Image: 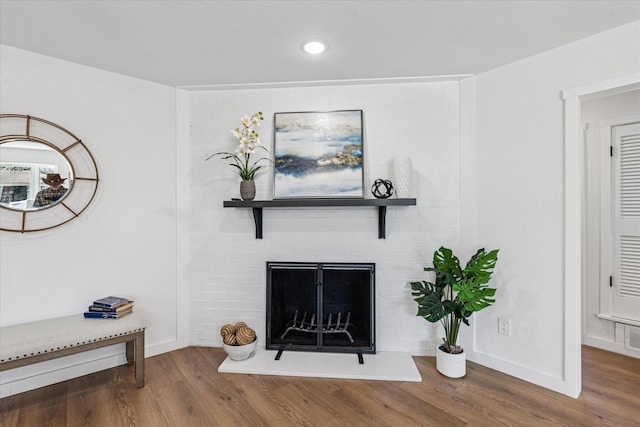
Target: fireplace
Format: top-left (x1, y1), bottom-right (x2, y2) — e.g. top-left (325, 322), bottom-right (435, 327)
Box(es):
top-left (266, 262), bottom-right (375, 359)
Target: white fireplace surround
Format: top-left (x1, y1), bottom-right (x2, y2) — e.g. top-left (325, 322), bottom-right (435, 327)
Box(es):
top-left (188, 81), bottom-right (462, 359)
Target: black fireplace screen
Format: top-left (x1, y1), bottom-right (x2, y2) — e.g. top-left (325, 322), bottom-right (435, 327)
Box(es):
top-left (266, 262), bottom-right (375, 354)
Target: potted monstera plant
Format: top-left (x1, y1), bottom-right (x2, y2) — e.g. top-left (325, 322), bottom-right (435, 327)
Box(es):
top-left (411, 246), bottom-right (499, 378)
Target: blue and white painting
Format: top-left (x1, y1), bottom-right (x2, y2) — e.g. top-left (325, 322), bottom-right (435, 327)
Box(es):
top-left (273, 110), bottom-right (364, 198)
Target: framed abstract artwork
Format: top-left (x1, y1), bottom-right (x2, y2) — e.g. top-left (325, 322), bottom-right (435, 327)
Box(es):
top-left (273, 110), bottom-right (364, 199)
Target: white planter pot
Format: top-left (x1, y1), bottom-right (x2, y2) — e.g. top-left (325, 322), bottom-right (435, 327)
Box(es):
top-left (435, 345), bottom-right (466, 378)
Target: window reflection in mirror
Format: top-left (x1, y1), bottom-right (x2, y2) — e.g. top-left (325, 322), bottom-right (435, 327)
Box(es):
top-left (0, 140), bottom-right (73, 211)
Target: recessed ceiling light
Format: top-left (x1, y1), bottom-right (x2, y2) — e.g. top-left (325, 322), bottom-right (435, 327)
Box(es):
top-left (302, 40), bottom-right (328, 55)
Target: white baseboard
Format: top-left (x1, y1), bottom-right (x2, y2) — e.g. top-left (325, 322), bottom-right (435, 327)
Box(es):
top-left (0, 351), bottom-right (124, 398)
top-left (462, 337), bottom-right (640, 403)
top-left (0, 339), bottom-right (188, 398)
top-left (466, 350), bottom-right (571, 397)
top-left (582, 335), bottom-right (640, 359)
top-left (146, 337), bottom-right (189, 357)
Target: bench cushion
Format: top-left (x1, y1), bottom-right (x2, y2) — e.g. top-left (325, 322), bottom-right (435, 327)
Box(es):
top-left (0, 313), bottom-right (146, 363)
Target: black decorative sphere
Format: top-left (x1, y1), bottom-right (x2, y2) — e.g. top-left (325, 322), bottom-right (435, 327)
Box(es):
top-left (371, 179), bottom-right (394, 199)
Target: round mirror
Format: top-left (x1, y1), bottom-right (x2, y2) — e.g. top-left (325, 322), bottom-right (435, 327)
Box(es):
top-left (0, 114), bottom-right (99, 232)
top-left (0, 140), bottom-right (73, 211)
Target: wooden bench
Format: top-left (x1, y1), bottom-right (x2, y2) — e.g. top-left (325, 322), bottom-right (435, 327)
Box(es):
top-left (0, 314), bottom-right (146, 387)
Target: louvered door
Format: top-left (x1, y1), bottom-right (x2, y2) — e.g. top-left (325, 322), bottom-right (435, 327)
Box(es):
top-left (612, 122), bottom-right (640, 321)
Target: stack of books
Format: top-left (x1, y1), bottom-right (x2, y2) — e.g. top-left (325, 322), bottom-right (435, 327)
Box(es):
top-left (83, 296), bottom-right (134, 319)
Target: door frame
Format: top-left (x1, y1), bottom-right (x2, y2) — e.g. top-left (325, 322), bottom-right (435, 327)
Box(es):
top-left (563, 72), bottom-right (640, 398)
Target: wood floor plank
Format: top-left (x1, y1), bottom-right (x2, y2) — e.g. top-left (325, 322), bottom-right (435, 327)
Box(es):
top-left (11, 381), bottom-right (67, 427)
top-left (230, 374), bottom-right (314, 426)
top-left (0, 393), bottom-right (22, 426)
top-left (271, 378), bottom-right (361, 426)
top-left (65, 371), bottom-right (120, 426)
top-left (450, 367), bottom-right (576, 426)
top-left (341, 379), bottom-right (466, 427)
top-left (153, 379), bottom-right (218, 427)
top-left (168, 347), bottom-right (272, 426)
top-left (0, 345), bottom-right (638, 426)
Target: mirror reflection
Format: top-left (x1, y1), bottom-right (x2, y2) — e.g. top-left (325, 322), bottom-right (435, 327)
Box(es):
top-left (0, 140), bottom-right (73, 210)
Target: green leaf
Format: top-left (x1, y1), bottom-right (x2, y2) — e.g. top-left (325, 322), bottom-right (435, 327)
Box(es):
top-left (433, 247), bottom-right (463, 278)
top-left (454, 276), bottom-right (497, 313)
top-left (463, 248), bottom-right (499, 285)
top-left (411, 280), bottom-right (450, 323)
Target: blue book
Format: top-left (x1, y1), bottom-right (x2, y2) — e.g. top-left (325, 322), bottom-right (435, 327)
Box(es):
top-left (84, 308), bottom-right (132, 319)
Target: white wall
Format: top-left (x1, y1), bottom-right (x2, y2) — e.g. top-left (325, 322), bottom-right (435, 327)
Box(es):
top-left (582, 90), bottom-right (640, 356)
top-left (184, 81), bottom-right (466, 354)
top-left (473, 21), bottom-right (640, 395)
top-left (0, 45), bottom-right (187, 397)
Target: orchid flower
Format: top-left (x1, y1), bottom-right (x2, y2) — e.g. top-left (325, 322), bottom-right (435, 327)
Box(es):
top-left (207, 111), bottom-right (270, 181)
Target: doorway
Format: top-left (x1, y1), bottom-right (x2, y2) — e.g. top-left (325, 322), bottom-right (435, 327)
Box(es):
top-left (582, 93), bottom-right (640, 357)
top-left (563, 73), bottom-right (640, 397)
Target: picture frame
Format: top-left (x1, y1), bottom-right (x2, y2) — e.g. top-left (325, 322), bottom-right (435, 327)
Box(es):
top-left (273, 110), bottom-right (364, 199)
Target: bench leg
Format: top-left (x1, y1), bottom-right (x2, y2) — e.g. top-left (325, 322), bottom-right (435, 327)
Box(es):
top-left (126, 340), bottom-right (134, 366)
top-left (135, 332), bottom-right (145, 388)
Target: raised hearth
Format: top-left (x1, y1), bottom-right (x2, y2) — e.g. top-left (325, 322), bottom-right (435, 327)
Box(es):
top-left (218, 348), bottom-right (422, 382)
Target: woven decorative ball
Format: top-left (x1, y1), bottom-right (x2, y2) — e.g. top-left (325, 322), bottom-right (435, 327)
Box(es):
top-left (371, 179), bottom-right (394, 199)
top-left (223, 333), bottom-right (237, 345)
top-left (220, 324), bottom-right (236, 338)
top-left (236, 326), bottom-right (256, 345)
top-left (234, 321), bottom-right (247, 330)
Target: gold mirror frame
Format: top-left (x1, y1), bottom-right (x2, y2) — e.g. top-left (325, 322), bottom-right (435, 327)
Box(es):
top-left (0, 114), bottom-right (99, 232)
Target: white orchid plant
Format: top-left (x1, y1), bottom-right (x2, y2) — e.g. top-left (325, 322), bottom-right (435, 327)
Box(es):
top-left (207, 111), bottom-right (271, 181)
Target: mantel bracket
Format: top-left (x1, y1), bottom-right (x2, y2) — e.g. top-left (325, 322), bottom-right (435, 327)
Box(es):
top-left (378, 206), bottom-right (387, 239)
top-left (252, 208), bottom-right (263, 239)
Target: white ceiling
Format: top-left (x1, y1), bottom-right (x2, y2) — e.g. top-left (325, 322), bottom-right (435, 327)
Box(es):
top-left (1, 1), bottom-right (639, 88)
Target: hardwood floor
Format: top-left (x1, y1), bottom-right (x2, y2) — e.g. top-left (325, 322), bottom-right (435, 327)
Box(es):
top-left (1, 345), bottom-right (638, 426)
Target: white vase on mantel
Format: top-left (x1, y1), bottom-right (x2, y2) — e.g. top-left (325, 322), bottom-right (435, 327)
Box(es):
top-left (392, 156), bottom-right (412, 198)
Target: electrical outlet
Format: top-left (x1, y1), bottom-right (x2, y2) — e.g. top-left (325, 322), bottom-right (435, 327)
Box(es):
top-left (498, 318), bottom-right (511, 336)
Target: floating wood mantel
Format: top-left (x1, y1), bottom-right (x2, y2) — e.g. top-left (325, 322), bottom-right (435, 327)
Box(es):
top-left (223, 198), bottom-right (417, 239)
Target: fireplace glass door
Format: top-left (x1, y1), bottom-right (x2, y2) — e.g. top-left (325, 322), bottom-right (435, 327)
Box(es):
top-left (266, 262), bottom-right (375, 354)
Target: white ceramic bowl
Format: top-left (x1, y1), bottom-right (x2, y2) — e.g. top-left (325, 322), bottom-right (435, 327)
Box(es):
top-left (223, 339), bottom-right (257, 361)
